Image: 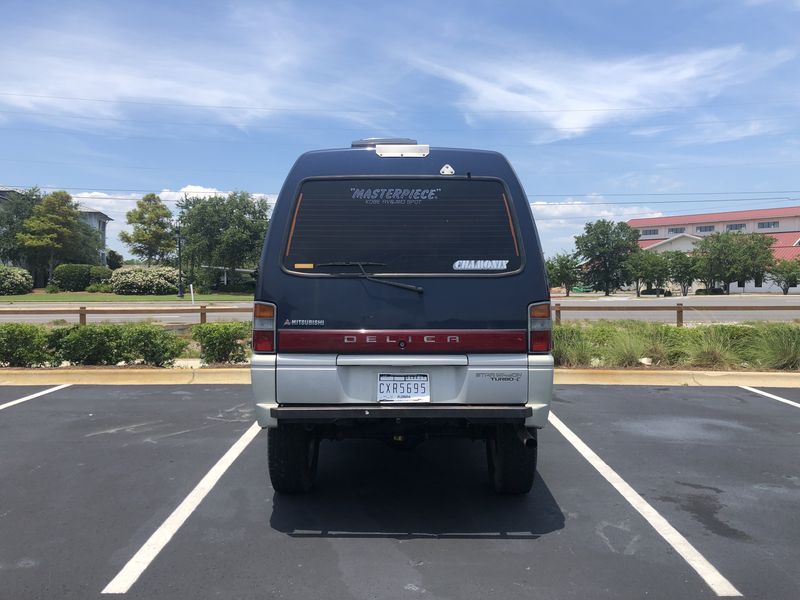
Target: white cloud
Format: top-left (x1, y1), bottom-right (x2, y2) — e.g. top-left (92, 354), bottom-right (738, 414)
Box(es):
top-left (414, 46), bottom-right (789, 140)
top-left (0, 6), bottom-right (395, 131)
top-left (530, 196), bottom-right (661, 230)
top-left (529, 196), bottom-right (661, 255)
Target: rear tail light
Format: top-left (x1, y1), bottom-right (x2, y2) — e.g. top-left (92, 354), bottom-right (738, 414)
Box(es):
top-left (528, 302), bottom-right (552, 353)
top-left (252, 302), bottom-right (276, 353)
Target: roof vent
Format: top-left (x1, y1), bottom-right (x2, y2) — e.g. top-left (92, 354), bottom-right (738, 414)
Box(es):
top-left (351, 137), bottom-right (418, 148)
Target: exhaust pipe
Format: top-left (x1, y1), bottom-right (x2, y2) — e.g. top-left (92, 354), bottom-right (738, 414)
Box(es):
top-left (516, 426), bottom-right (538, 449)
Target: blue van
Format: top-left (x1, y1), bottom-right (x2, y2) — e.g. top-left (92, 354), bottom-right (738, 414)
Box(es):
top-left (251, 139), bottom-right (553, 494)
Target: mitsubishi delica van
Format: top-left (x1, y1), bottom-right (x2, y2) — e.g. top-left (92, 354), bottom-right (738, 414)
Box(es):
top-left (250, 138), bottom-right (553, 494)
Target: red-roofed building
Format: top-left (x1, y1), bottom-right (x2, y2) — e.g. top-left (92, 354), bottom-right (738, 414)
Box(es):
top-left (627, 205), bottom-right (800, 294)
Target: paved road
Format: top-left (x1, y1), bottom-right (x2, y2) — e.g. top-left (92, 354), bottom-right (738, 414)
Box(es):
top-left (1, 383), bottom-right (798, 598)
top-left (0, 302), bottom-right (253, 326)
top-left (1, 295), bottom-right (799, 325)
top-left (557, 294), bottom-right (800, 323)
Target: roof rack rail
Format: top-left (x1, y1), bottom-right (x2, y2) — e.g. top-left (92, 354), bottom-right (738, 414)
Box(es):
top-left (351, 138), bottom-right (418, 148)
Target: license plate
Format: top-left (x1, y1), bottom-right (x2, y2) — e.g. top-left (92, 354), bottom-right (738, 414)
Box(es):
top-left (377, 373), bottom-right (430, 403)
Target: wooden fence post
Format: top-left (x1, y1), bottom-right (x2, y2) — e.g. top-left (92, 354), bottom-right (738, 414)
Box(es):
top-left (554, 303), bottom-right (561, 326)
top-left (79, 306), bottom-right (87, 326)
top-left (676, 303), bottom-right (683, 327)
top-left (200, 305), bottom-right (207, 324)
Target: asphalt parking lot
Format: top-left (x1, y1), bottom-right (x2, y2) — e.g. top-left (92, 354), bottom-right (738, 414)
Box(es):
top-left (1, 383), bottom-right (799, 599)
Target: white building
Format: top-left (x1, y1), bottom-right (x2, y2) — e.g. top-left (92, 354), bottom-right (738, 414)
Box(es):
top-left (78, 208), bottom-right (113, 265)
top-left (628, 205), bottom-right (800, 294)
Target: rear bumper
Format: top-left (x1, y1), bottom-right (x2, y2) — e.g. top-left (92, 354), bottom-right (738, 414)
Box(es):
top-left (251, 352), bottom-right (553, 429)
top-left (270, 404), bottom-right (532, 423)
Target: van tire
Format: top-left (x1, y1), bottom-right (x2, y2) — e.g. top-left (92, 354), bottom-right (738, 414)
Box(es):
top-left (487, 425), bottom-right (537, 494)
top-left (268, 425), bottom-right (319, 494)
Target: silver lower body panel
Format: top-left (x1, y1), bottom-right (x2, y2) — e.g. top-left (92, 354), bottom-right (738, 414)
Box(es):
top-left (251, 353), bottom-right (553, 429)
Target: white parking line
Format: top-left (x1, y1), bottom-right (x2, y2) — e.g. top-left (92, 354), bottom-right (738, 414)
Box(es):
top-left (101, 421), bottom-right (261, 594)
top-left (0, 384), bottom-right (72, 411)
top-left (740, 386), bottom-right (800, 409)
top-left (548, 412), bottom-right (742, 597)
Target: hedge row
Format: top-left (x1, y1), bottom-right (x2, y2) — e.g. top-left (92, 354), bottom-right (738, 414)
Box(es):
top-left (0, 322), bottom-right (251, 368)
top-left (47, 265), bottom-right (178, 294)
top-left (553, 321), bottom-right (800, 370)
top-left (50, 264), bottom-right (112, 292)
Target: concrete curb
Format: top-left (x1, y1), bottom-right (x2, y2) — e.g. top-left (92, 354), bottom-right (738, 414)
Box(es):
top-left (0, 368), bottom-right (250, 385)
top-left (1, 367), bottom-right (799, 387)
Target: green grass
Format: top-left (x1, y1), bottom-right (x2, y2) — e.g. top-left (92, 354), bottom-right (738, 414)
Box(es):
top-left (0, 290), bottom-right (253, 302)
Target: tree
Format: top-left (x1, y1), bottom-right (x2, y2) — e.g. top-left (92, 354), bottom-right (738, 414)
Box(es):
top-left (736, 233), bottom-right (775, 289)
top-left (624, 250), bottom-right (647, 297)
top-left (106, 249), bottom-right (124, 270)
top-left (545, 252), bottom-right (581, 296)
top-left (663, 251), bottom-right (696, 296)
top-left (693, 232), bottom-right (775, 294)
top-left (0, 188), bottom-right (41, 265)
top-left (767, 258), bottom-right (800, 295)
top-left (178, 191), bottom-right (270, 286)
top-left (575, 220), bottom-right (640, 296)
top-left (625, 251), bottom-right (670, 296)
top-left (16, 191), bottom-right (100, 282)
top-left (119, 194), bottom-right (175, 266)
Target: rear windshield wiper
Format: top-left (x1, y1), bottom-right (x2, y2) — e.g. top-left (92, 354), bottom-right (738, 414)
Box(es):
top-left (316, 261), bottom-right (424, 294)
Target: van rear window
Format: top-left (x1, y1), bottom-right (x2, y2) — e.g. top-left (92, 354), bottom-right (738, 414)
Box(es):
top-left (283, 179), bottom-right (522, 275)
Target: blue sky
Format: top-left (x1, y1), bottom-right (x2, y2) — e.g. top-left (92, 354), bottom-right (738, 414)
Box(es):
top-left (2, 0), bottom-right (800, 257)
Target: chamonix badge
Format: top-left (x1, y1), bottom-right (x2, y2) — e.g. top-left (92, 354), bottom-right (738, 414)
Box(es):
top-left (453, 259), bottom-right (509, 271)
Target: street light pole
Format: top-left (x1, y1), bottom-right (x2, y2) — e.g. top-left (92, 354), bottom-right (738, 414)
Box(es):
top-left (176, 223), bottom-right (185, 298)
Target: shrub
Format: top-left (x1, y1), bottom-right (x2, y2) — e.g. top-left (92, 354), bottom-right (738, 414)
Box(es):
top-left (49, 325), bottom-right (126, 365)
top-left (192, 322), bottom-right (251, 364)
top-left (0, 266), bottom-right (34, 295)
top-left (51, 263), bottom-right (93, 291)
top-left (110, 267), bottom-right (179, 295)
top-left (120, 324), bottom-right (187, 367)
top-left (0, 324), bottom-right (53, 367)
top-left (86, 282), bottom-right (113, 293)
top-left (90, 265), bottom-right (113, 283)
top-left (47, 323), bottom-right (187, 366)
top-left (45, 283), bottom-right (60, 293)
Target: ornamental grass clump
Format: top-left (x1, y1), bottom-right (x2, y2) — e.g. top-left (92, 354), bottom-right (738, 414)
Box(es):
top-left (604, 334), bottom-right (649, 367)
top-left (682, 326), bottom-right (744, 370)
top-left (552, 324), bottom-right (593, 367)
top-left (748, 323), bottom-right (800, 370)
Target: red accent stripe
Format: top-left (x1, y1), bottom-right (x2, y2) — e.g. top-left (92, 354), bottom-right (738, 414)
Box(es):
top-left (279, 329), bottom-right (527, 353)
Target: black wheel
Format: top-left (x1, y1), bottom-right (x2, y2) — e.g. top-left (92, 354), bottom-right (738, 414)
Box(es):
top-left (487, 425), bottom-right (537, 494)
top-left (268, 425), bottom-right (319, 494)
